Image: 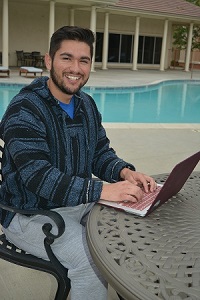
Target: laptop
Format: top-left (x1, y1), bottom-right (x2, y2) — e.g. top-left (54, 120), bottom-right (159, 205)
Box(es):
top-left (98, 151), bottom-right (200, 217)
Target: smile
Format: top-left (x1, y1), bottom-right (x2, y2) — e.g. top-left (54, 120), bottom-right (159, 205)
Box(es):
top-left (66, 75), bottom-right (80, 81)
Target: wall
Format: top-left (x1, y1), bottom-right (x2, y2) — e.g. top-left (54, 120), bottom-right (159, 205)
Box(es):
top-left (1, 1), bottom-right (172, 67)
top-left (8, 1), bottom-right (49, 66)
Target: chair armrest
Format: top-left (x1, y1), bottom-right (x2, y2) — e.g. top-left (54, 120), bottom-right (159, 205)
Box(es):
top-left (0, 203), bottom-right (65, 244)
top-left (0, 203), bottom-right (70, 291)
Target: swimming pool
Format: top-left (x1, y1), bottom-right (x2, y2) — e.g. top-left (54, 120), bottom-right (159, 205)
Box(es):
top-left (0, 80), bottom-right (200, 123)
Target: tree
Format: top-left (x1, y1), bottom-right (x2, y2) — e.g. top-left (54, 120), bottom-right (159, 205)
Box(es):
top-left (186, 0), bottom-right (200, 5)
top-left (173, 0), bottom-right (200, 50)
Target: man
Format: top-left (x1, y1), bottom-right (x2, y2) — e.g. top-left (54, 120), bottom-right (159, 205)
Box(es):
top-left (0, 26), bottom-right (156, 299)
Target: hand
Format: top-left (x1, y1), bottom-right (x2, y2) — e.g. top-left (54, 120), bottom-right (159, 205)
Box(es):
top-left (120, 169), bottom-right (157, 193)
top-left (100, 180), bottom-right (144, 203)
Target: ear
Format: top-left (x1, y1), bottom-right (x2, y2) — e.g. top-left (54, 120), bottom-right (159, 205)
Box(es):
top-left (44, 53), bottom-right (52, 71)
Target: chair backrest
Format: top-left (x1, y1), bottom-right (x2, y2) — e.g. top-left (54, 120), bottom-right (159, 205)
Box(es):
top-left (16, 51), bottom-right (24, 60)
top-left (23, 52), bottom-right (32, 58)
top-left (32, 51), bottom-right (41, 57)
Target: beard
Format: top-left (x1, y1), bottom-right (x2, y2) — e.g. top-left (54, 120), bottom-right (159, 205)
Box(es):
top-left (50, 66), bottom-right (89, 95)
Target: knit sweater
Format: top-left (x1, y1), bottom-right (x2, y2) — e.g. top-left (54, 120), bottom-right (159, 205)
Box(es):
top-left (0, 76), bottom-right (135, 228)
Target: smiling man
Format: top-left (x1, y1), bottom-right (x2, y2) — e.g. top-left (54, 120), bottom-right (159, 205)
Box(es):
top-left (46, 39), bottom-right (92, 101)
top-left (0, 26), bottom-right (156, 300)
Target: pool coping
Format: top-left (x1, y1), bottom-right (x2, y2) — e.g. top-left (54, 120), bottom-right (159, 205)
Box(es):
top-left (103, 123), bottom-right (200, 129)
top-left (1, 78), bottom-right (200, 90)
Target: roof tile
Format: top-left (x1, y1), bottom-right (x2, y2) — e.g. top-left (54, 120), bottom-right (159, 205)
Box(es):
top-left (113, 0), bottom-right (200, 18)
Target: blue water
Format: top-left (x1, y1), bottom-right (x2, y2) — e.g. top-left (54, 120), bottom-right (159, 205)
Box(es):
top-left (0, 80), bottom-right (200, 123)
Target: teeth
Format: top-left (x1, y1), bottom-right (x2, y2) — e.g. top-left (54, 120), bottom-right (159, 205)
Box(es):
top-left (67, 75), bottom-right (79, 80)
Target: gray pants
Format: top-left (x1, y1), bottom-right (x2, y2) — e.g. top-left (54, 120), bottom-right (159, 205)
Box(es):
top-left (3, 204), bottom-right (108, 300)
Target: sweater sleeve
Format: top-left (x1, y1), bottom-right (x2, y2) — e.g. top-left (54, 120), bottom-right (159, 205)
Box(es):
top-left (91, 111), bottom-right (135, 182)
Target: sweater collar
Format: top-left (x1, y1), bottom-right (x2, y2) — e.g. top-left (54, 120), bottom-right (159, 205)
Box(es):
top-left (22, 76), bottom-right (84, 110)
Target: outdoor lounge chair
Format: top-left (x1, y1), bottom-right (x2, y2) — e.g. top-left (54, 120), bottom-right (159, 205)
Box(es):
top-left (0, 140), bottom-right (71, 300)
top-left (19, 66), bottom-right (43, 77)
top-left (0, 67), bottom-right (10, 77)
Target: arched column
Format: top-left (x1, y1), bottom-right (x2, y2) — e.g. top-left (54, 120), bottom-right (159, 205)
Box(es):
top-left (160, 19), bottom-right (168, 71)
top-left (90, 6), bottom-right (97, 72)
top-left (2, 0), bottom-right (9, 67)
top-left (185, 22), bottom-right (193, 72)
top-left (102, 12), bottom-right (109, 70)
top-left (49, 1), bottom-right (55, 47)
top-left (132, 16), bottom-right (140, 71)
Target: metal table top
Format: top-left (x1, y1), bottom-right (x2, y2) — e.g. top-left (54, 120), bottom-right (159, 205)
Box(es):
top-left (86, 172), bottom-right (200, 300)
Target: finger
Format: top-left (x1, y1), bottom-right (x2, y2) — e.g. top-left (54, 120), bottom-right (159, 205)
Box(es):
top-left (128, 188), bottom-right (143, 202)
top-left (138, 178), bottom-right (149, 193)
top-left (148, 178), bottom-right (157, 192)
top-left (139, 176), bottom-right (157, 193)
top-left (126, 194), bottom-right (138, 202)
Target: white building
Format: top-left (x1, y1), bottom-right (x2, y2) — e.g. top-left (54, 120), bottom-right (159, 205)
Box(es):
top-left (1, 0), bottom-right (200, 71)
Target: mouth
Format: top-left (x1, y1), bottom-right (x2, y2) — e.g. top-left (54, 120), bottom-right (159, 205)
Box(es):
top-left (66, 74), bottom-right (81, 81)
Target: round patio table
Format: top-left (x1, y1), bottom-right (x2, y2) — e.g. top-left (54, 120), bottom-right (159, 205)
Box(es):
top-left (86, 172), bottom-right (200, 300)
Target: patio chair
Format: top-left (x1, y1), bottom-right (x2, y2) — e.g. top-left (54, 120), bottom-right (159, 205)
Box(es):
top-left (0, 141), bottom-right (71, 300)
top-left (16, 50), bottom-right (25, 67)
top-left (31, 51), bottom-right (41, 66)
top-left (31, 52), bottom-right (45, 67)
top-left (23, 52), bottom-right (35, 66)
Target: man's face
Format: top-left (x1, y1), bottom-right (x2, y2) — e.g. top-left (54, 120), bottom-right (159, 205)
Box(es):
top-left (45, 40), bottom-right (92, 103)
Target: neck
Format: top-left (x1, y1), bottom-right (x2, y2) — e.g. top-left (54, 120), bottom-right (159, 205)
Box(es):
top-left (47, 79), bottom-right (72, 104)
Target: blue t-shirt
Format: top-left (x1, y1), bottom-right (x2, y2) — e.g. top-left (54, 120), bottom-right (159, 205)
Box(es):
top-left (58, 96), bottom-right (74, 119)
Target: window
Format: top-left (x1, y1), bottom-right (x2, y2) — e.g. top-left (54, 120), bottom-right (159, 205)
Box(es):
top-left (108, 33), bottom-right (120, 62)
top-left (154, 37), bottom-right (162, 64)
top-left (95, 32), bottom-right (104, 62)
top-left (138, 36), bottom-right (144, 64)
top-left (95, 32), bottom-right (162, 65)
top-left (138, 36), bottom-right (162, 64)
top-left (108, 33), bottom-right (133, 63)
top-left (120, 35), bottom-right (133, 63)
top-left (143, 36), bottom-right (154, 64)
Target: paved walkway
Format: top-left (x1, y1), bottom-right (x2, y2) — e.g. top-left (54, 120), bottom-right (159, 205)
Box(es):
top-left (1, 67), bottom-right (200, 87)
top-left (0, 67), bottom-right (200, 299)
top-left (88, 68), bottom-right (200, 87)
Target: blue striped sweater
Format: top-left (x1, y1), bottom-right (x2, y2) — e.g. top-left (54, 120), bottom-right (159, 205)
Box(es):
top-left (0, 76), bottom-right (135, 228)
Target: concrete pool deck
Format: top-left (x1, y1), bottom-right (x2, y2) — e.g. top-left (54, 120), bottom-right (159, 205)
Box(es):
top-left (0, 67), bottom-right (200, 299)
top-left (1, 66), bottom-right (200, 86)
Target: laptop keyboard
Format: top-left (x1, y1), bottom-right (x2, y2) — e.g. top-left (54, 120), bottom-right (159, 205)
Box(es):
top-left (118, 185), bottom-right (162, 211)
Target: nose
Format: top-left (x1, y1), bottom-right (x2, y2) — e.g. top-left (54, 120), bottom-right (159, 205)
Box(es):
top-left (69, 59), bottom-right (80, 73)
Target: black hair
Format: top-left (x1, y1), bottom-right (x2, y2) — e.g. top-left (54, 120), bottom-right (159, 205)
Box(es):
top-left (49, 26), bottom-right (95, 60)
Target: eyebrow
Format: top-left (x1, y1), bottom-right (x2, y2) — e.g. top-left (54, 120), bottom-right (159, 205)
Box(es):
top-left (60, 52), bottom-right (91, 61)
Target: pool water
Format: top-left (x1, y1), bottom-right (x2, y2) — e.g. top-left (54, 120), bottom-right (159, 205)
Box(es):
top-left (0, 80), bottom-right (200, 123)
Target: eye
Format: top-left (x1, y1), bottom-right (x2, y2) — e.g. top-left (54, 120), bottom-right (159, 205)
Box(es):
top-left (63, 56), bottom-right (70, 60)
top-left (80, 59), bottom-right (90, 65)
